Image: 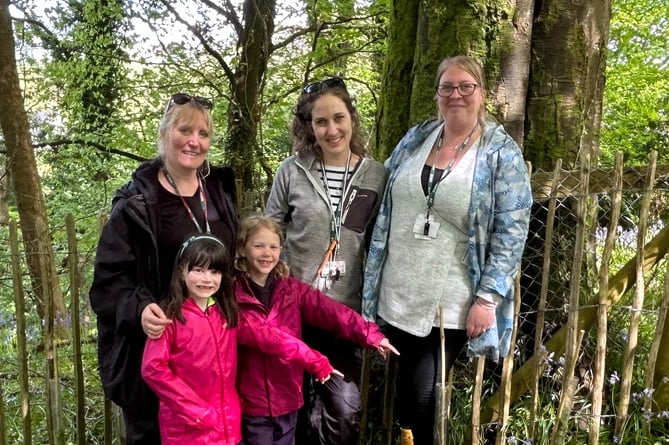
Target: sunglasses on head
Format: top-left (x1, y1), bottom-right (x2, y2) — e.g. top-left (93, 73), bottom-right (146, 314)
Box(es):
top-left (302, 77), bottom-right (346, 94)
top-left (167, 93), bottom-right (213, 111)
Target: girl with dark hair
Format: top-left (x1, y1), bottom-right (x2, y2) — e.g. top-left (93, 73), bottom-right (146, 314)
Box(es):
top-left (141, 235), bottom-right (241, 445)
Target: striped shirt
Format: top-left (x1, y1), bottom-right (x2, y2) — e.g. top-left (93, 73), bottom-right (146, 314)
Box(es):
top-left (317, 164), bottom-right (355, 210)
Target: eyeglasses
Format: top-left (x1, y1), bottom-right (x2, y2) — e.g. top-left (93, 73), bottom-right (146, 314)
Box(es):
top-left (436, 83), bottom-right (478, 97)
top-left (167, 93), bottom-right (213, 111)
top-left (303, 77), bottom-right (346, 94)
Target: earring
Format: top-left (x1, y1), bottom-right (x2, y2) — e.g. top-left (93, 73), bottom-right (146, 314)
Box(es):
top-left (199, 159), bottom-right (211, 179)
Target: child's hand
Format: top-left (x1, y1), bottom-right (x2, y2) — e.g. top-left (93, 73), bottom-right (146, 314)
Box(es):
top-left (377, 338), bottom-right (399, 358)
top-left (317, 369), bottom-right (344, 384)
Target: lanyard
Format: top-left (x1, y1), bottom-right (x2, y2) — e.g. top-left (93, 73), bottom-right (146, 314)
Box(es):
top-left (320, 151), bottom-right (353, 248)
top-left (426, 124), bottom-right (477, 216)
top-left (163, 169), bottom-right (210, 234)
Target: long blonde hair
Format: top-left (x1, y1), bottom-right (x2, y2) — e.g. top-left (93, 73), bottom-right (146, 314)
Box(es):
top-left (234, 215), bottom-right (290, 278)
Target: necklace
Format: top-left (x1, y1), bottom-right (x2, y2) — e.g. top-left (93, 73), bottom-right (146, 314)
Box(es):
top-left (437, 123), bottom-right (479, 152)
top-left (426, 123), bottom-right (478, 215)
top-left (163, 168), bottom-right (210, 234)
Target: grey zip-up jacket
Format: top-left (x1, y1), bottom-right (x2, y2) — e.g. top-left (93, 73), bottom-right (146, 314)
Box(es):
top-left (265, 153), bottom-right (387, 311)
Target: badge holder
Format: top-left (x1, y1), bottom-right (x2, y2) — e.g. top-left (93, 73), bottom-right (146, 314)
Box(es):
top-left (316, 240), bottom-right (345, 291)
top-left (412, 213), bottom-right (440, 240)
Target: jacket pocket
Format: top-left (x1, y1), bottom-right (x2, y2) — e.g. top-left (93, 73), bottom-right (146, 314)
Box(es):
top-left (341, 187), bottom-right (378, 233)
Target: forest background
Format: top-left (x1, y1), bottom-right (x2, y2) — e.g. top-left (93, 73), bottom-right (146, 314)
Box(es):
top-left (0, 0), bottom-right (668, 444)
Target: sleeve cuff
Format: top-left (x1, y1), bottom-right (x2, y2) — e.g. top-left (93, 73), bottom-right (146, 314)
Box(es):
top-left (475, 291), bottom-right (502, 307)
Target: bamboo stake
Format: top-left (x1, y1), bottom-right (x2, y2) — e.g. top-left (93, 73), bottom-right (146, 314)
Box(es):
top-left (96, 210), bottom-right (115, 445)
top-left (471, 357), bottom-right (486, 445)
top-left (589, 152), bottom-right (624, 444)
top-left (550, 329), bottom-right (585, 445)
top-left (0, 379), bottom-right (6, 445)
top-left (495, 273), bottom-right (523, 445)
top-left (551, 145), bottom-right (591, 444)
top-left (358, 350), bottom-right (372, 445)
top-left (530, 160), bottom-right (562, 440)
top-left (66, 214), bottom-right (86, 445)
top-left (10, 220), bottom-right (32, 445)
top-left (615, 151), bottom-right (657, 438)
top-left (104, 398), bottom-right (113, 445)
top-left (644, 255), bottom-right (669, 434)
top-left (435, 306), bottom-right (446, 445)
top-left (444, 366), bottom-right (455, 440)
top-left (383, 355), bottom-right (397, 445)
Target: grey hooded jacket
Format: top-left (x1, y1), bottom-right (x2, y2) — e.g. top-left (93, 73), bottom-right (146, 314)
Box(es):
top-left (265, 153), bottom-right (387, 311)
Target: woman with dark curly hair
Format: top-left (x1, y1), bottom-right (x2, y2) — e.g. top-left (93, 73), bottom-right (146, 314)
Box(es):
top-left (265, 78), bottom-right (387, 445)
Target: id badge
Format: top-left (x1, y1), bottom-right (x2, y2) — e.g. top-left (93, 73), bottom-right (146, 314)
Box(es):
top-left (412, 213), bottom-right (440, 240)
top-left (321, 260), bottom-right (346, 279)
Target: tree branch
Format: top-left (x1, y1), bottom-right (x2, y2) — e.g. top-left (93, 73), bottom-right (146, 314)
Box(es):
top-left (157, 0), bottom-right (236, 85)
top-left (198, 0), bottom-right (242, 35)
top-left (34, 139), bottom-right (148, 162)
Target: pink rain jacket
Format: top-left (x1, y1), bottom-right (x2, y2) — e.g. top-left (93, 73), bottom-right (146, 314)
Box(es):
top-left (141, 298), bottom-right (241, 445)
top-left (235, 274), bottom-right (385, 417)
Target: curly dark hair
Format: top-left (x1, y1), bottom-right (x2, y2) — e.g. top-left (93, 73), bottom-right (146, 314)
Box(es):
top-left (291, 82), bottom-right (367, 160)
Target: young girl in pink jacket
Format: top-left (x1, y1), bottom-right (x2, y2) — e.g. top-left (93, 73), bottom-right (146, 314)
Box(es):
top-left (234, 215), bottom-right (399, 445)
top-left (141, 234), bottom-right (242, 445)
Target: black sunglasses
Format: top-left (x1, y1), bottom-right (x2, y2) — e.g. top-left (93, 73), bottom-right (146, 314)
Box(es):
top-left (302, 77), bottom-right (347, 94)
top-left (167, 93), bottom-right (213, 111)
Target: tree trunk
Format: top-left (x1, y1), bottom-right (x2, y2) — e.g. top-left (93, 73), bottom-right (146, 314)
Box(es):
top-left (524, 0), bottom-right (611, 170)
top-left (375, 0), bottom-right (527, 159)
top-left (0, 0), bottom-right (66, 323)
top-left (374, 0), bottom-right (419, 160)
top-left (226, 0), bottom-right (276, 199)
top-left (491, 0), bottom-right (535, 145)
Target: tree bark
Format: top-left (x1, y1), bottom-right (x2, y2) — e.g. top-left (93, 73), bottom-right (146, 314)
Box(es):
top-left (226, 0), bottom-right (276, 197)
top-left (374, 0), bottom-right (419, 160)
top-left (0, 0), bottom-right (66, 322)
top-left (524, 0), bottom-right (611, 170)
top-left (491, 0), bottom-right (534, 145)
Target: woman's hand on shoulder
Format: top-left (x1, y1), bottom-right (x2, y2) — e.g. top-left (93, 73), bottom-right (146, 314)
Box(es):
top-left (141, 303), bottom-right (172, 339)
top-left (377, 337), bottom-right (399, 359)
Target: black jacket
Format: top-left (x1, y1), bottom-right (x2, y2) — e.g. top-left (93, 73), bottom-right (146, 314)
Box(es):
top-left (89, 158), bottom-right (238, 407)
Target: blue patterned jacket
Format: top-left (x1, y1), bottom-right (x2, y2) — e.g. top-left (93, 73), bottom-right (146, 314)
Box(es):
top-left (362, 118), bottom-right (532, 361)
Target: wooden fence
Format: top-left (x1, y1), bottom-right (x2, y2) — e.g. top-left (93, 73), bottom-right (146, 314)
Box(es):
top-left (2, 154), bottom-right (669, 444)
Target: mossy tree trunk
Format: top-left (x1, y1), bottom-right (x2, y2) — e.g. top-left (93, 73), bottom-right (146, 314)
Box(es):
top-left (225, 0), bottom-right (276, 195)
top-left (373, 0), bottom-right (419, 160)
top-left (375, 0), bottom-right (534, 159)
top-left (0, 0), bottom-right (67, 324)
top-left (524, 0), bottom-right (610, 170)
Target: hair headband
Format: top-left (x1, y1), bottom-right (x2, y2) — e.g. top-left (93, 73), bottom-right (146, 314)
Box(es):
top-left (177, 234), bottom-right (226, 260)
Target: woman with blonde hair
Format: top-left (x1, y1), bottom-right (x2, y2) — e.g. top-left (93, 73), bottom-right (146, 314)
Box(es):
top-left (90, 93), bottom-right (238, 444)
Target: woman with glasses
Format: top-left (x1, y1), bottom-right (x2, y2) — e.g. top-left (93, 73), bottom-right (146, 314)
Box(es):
top-left (89, 93), bottom-right (239, 445)
top-left (264, 78), bottom-right (388, 445)
top-left (362, 55), bottom-right (532, 445)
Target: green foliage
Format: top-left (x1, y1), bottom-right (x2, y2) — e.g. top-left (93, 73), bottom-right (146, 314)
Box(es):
top-left (600, 0), bottom-right (669, 166)
top-left (4, 0), bottom-right (668, 443)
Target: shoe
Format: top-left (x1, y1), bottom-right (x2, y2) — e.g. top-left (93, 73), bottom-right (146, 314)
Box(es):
top-left (400, 428), bottom-right (414, 445)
